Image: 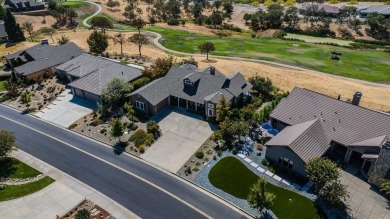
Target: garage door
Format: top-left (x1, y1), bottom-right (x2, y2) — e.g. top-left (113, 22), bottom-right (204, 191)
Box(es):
top-left (84, 91), bottom-right (101, 103)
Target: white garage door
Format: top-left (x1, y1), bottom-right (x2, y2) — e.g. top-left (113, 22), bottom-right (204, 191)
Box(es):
top-left (74, 88), bottom-right (84, 98)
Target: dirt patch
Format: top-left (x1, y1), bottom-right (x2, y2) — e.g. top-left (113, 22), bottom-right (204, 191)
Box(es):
top-left (287, 48), bottom-right (306, 54)
top-left (156, 23), bottom-right (217, 36)
top-left (15, 14), bottom-right (56, 30)
top-left (59, 199), bottom-right (113, 219)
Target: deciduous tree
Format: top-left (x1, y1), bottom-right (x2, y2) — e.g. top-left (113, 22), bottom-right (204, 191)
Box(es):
top-left (90, 16), bottom-right (114, 33)
top-left (146, 120), bottom-right (160, 137)
top-left (306, 157), bottom-right (340, 192)
top-left (0, 130), bottom-right (18, 159)
top-left (22, 22), bottom-right (34, 41)
top-left (247, 178), bottom-right (275, 213)
top-left (128, 34), bottom-right (148, 57)
top-left (319, 180), bottom-right (348, 206)
top-left (130, 18), bottom-right (146, 34)
top-left (57, 35), bottom-right (69, 45)
top-left (113, 33), bottom-right (126, 56)
top-left (101, 78), bottom-right (132, 109)
top-left (40, 27), bottom-right (56, 43)
top-left (198, 41), bottom-right (215, 60)
top-left (248, 75), bottom-right (273, 100)
top-left (87, 30), bottom-right (109, 54)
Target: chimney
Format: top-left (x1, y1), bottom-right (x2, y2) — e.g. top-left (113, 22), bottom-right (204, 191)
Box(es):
top-left (337, 95), bottom-right (340, 100)
top-left (210, 67), bottom-right (215, 75)
top-left (352, 91), bottom-right (362, 106)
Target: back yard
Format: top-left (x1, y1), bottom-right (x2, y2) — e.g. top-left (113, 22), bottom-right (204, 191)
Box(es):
top-left (148, 27), bottom-right (390, 83)
top-left (208, 157), bottom-right (324, 219)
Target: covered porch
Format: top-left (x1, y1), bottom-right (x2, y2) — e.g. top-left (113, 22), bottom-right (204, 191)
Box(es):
top-left (169, 96), bottom-right (204, 115)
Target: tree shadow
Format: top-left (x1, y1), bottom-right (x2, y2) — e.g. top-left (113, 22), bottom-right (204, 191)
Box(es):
top-left (112, 143), bottom-right (125, 156)
top-left (0, 158), bottom-right (17, 178)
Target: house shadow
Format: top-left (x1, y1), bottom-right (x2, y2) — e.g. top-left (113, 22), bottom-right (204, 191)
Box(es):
top-left (147, 106), bottom-right (217, 131)
top-left (69, 95), bottom-right (98, 110)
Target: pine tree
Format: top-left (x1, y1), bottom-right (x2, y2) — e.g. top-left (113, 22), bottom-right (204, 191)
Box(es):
top-left (4, 10), bottom-right (25, 42)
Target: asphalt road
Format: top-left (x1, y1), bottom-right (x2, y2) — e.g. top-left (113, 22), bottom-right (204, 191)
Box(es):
top-left (0, 105), bottom-right (248, 219)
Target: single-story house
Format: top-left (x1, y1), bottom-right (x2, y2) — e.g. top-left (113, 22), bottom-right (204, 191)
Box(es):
top-left (3, 0), bottom-right (45, 12)
top-left (56, 53), bottom-right (142, 103)
top-left (358, 6), bottom-right (390, 19)
top-left (265, 87), bottom-right (390, 186)
top-left (298, 4), bottom-right (342, 17)
top-left (3, 42), bottom-right (83, 80)
top-left (128, 64), bottom-right (252, 117)
top-left (0, 22), bottom-right (8, 43)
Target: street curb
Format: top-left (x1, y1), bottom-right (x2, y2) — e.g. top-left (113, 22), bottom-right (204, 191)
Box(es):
top-left (0, 103), bottom-right (254, 218)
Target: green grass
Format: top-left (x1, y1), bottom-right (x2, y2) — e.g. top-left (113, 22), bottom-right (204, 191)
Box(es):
top-left (0, 177), bottom-right (55, 201)
top-left (208, 157), bottom-right (324, 219)
top-left (58, 1), bottom-right (89, 9)
top-left (285, 33), bottom-right (353, 46)
top-left (0, 75), bottom-right (10, 92)
top-left (0, 158), bottom-right (42, 179)
top-left (146, 26), bottom-right (390, 83)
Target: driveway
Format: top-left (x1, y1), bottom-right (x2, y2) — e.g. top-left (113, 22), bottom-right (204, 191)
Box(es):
top-left (341, 170), bottom-right (390, 219)
top-left (141, 108), bottom-right (216, 173)
top-left (35, 89), bottom-right (96, 127)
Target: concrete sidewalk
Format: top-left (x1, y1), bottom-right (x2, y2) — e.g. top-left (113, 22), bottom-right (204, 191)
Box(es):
top-left (0, 150), bottom-right (140, 219)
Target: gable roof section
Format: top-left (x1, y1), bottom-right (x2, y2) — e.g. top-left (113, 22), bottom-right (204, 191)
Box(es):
top-left (67, 58), bottom-right (141, 96)
top-left (270, 87), bottom-right (390, 147)
top-left (7, 43), bottom-right (83, 76)
top-left (266, 119), bottom-right (330, 163)
top-left (129, 65), bottom-right (252, 105)
top-left (349, 135), bottom-right (388, 147)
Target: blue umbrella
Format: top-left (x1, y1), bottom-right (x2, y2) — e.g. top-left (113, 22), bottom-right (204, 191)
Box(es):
top-left (267, 128), bottom-right (279, 136)
top-left (261, 122), bottom-right (272, 129)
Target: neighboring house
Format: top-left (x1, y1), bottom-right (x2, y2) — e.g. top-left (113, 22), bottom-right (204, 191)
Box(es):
top-left (128, 64), bottom-right (252, 117)
top-left (2, 0), bottom-right (45, 12)
top-left (265, 87), bottom-right (390, 186)
top-left (3, 42), bottom-right (83, 80)
top-left (56, 53), bottom-right (142, 103)
top-left (358, 6), bottom-right (390, 19)
top-left (0, 22), bottom-right (8, 43)
top-left (298, 4), bottom-right (343, 17)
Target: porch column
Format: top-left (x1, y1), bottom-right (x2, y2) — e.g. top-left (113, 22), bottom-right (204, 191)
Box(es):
top-left (186, 100), bottom-right (188, 109)
top-left (195, 103), bottom-right (197, 111)
top-left (177, 97), bottom-right (180, 107)
top-left (343, 148), bottom-right (353, 164)
top-left (168, 96), bottom-right (170, 105)
top-left (361, 159), bottom-right (367, 169)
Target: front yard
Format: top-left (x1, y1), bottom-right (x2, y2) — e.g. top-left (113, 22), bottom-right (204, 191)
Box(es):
top-left (208, 157), bottom-right (325, 219)
top-left (0, 75), bottom-right (9, 92)
top-left (0, 158), bottom-right (55, 202)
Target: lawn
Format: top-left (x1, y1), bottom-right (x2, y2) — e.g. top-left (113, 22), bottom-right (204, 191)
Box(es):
top-left (58, 1), bottom-right (89, 9)
top-left (0, 158), bottom-right (41, 179)
top-left (0, 75), bottom-right (9, 92)
top-left (0, 176), bottom-right (55, 201)
top-left (208, 157), bottom-right (324, 219)
top-left (285, 33), bottom-right (353, 46)
top-left (146, 27), bottom-right (390, 83)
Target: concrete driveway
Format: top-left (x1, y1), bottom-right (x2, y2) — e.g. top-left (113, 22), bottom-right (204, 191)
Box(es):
top-left (141, 108), bottom-right (216, 173)
top-left (35, 89), bottom-right (96, 127)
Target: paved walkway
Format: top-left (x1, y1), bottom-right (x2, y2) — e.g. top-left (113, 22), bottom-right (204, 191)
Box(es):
top-left (341, 170), bottom-right (390, 219)
top-left (0, 150), bottom-right (140, 219)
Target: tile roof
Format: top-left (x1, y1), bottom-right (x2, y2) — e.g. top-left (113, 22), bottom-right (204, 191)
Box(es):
top-left (5, 43), bottom-right (83, 76)
top-left (130, 64), bottom-right (252, 105)
top-left (266, 119), bottom-right (330, 163)
top-left (0, 23), bottom-right (7, 38)
top-left (270, 87), bottom-right (390, 147)
top-left (65, 55), bottom-right (142, 96)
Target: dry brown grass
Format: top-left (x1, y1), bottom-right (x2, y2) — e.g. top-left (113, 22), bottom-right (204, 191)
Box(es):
top-left (2, 28), bottom-right (389, 112)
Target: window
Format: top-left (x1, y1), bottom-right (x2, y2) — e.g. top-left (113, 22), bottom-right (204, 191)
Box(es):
top-left (278, 156), bottom-right (293, 169)
top-left (184, 79), bottom-right (192, 85)
top-left (208, 103), bottom-right (214, 109)
top-left (136, 101), bottom-right (145, 110)
top-left (208, 109), bottom-right (213, 117)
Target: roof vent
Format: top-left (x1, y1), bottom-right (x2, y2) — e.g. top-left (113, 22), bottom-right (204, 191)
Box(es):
top-left (352, 91), bottom-right (362, 106)
top-left (210, 67), bottom-right (215, 75)
top-left (45, 58), bottom-right (48, 60)
top-left (121, 71), bottom-right (123, 75)
top-left (332, 127), bottom-right (336, 131)
top-left (338, 119), bottom-right (341, 123)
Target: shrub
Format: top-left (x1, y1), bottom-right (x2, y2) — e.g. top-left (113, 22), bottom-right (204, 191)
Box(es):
top-left (91, 118), bottom-right (104, 126)
top-left (139, 145), bottom-right (145, 153)
top-left (195, 151), bottom-right (204, 159)
top-left (68, 124), bottom-right (78, 129)
top-left (129, 129), bottom-right (154, 147)
top-left (195, 161), bottom-right (201, 166)
top-left (192, 166), bottom-right (199, 172)
top-left (217, 150), bottom-right (222, 157)
top-left (232, 149), bottom-right (238, 155)
top-left (213, 155), bottom-right (217, 160)
top-left (167, 19), bottom-right (179, 25)
top-left (128, 123), bottom-right (138, 130)
top-left (100, 128), bottom-right (107, 134)
top-left (262, 158), bottom-right (270, 166)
